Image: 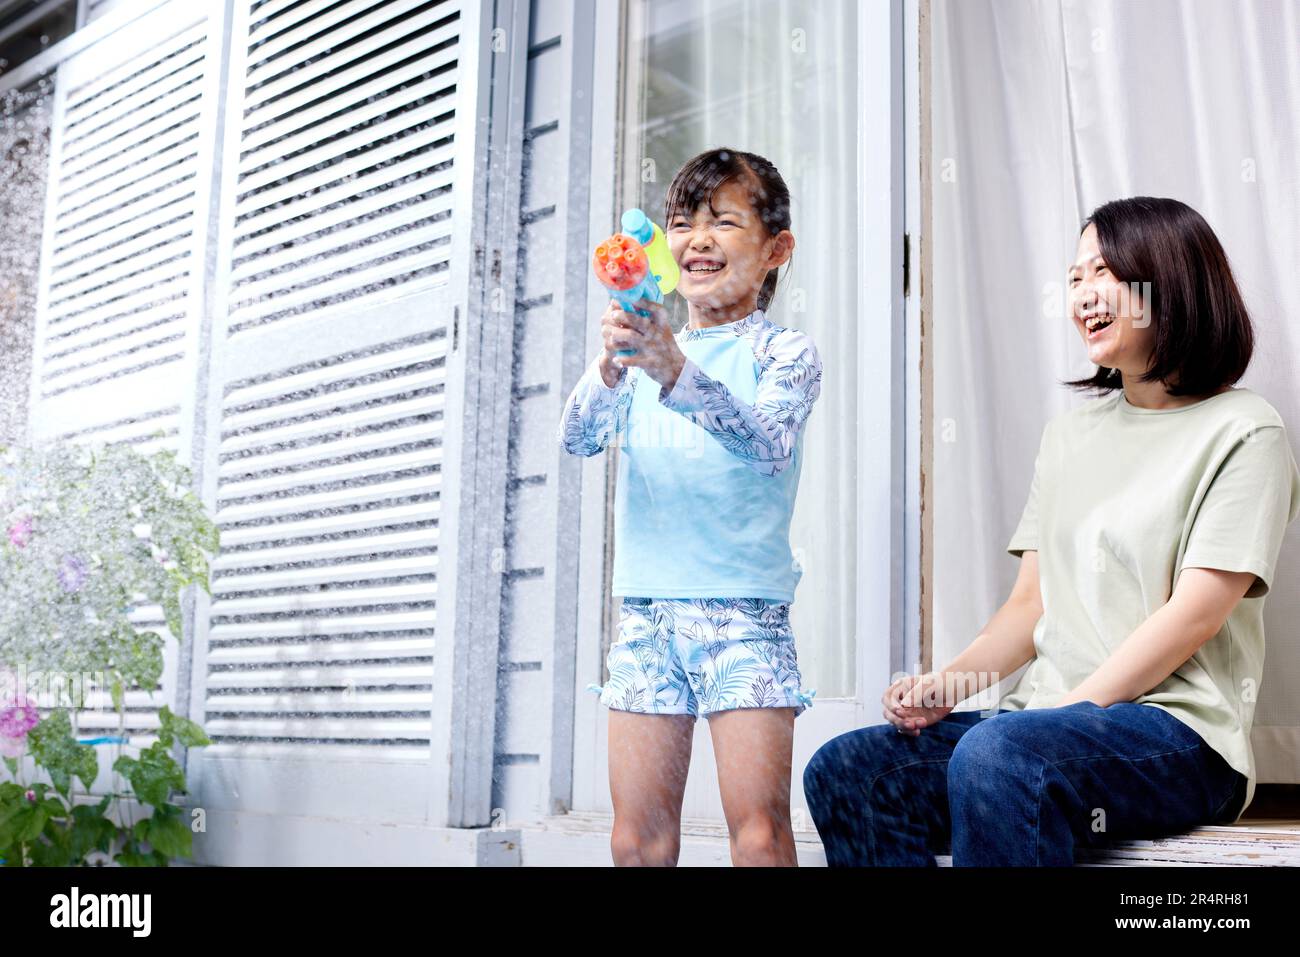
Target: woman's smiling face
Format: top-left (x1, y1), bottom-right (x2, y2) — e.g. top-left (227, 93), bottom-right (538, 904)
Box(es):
top-left (1069, 223), bottom-right (1154, 372)
top-left (666, 177), bottom-right (793, 311)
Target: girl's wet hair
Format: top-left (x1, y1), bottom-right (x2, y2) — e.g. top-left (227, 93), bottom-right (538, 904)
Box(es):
top-left (663, 148), bottom-right (792, 311)
top-left (1064, 196), bottom-right (1253, 396)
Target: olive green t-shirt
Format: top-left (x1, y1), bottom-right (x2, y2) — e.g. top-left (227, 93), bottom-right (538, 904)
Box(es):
top-left (997, 387), bottom-right (1300, 824)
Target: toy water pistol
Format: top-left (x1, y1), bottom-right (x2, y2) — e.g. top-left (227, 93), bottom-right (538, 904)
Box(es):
top-left (591, 208), bottom-right (680, 356)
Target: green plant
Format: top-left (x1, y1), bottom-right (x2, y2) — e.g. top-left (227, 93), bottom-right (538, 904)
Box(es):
top-left (0, 438), bottom-right (218, 866)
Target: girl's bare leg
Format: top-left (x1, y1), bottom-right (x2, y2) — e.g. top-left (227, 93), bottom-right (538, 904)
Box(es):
top-left (709, 707), bottom-right (798, 866)
top-left (608, 711), bottom-right (696, 865)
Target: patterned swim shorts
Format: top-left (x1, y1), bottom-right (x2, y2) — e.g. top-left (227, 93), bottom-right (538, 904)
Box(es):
top-left (586, 597), bottom-right (817, 719)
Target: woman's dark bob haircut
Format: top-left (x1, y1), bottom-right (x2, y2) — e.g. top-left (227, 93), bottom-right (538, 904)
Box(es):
top-left (663, 147), bottom-right (792, 312)
top-left (1064, 196), bottom-right (1253, 396)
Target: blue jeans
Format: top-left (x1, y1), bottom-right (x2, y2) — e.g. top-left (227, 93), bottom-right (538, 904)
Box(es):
top-left (803, 701), bottom-right (1248, 866)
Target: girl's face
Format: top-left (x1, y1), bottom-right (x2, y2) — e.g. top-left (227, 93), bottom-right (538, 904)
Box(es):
top-left (1068, 223), bottom-right (1154, 372)
top-left (666, 177), bottom-right (793, 311)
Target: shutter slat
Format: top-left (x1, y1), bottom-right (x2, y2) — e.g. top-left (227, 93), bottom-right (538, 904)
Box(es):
top-left (56, 146), bottom-right (200, 230)
top-left (60, 87), bottom-right (204, 183)
top-left (215, 527), bottom-right (437, 571)
top-left (244, 2), bottom-right (456, 114)
top-left (51, 215), bottom-right (192, 285)
top-left (246, 0), bottom-right (443, 85)
top-left (59, 118), bottom-right (200, 206)
top-left (222, 350), bottom-right (445, 433)
top-left (217, 473), bottom-right (442, 523)
top-left (205, 661), bottom-right (433, 685)
top-left (44, 406), bottom-right (180, 446)
top-left (220, 392), bottom-right (444, 460)
top-left (246, 0), bottom-right (318, 34)
top-left (51, 180), bottom-right (196, 256)
top-left (64, 20), bottom-right (206, 119)
top-left (212, 580), bottom-right (435, 616)
top-left (41, 317), bottom-right (187, 377)
top-left (238, 89), bottom-right (453, 199)
top-left (203, 689), bottom-right (432, 712)
top-left (208, 610), bottom-right (436, 641)
top-left (48, 230), bottom-right (192, 304)
top-left (237, 116), bottom-right (454, 223)
top-left (40, 300), bottom-right (184, 357)
top-left (231, 167), bottom-right (452, 267)
top-left (226, 241), bottom-right (440, 326)
top-left (202, 718), bottom-right (432, 739)
top-left (246, 0), bottom-right (343, 45)
top-left (61, 55), bottom-right (207, 166)
top-left (249, 0), bottom-right (428, 70)
top-left (219, 444), bottom-right (441, 502)
top-left (232, 220), bottom-right (451, 306)
top-left (44, 272), bottom-right (190, 336)
top-left (218, 499), bottom-right (438, 549)
top-left (242, 21), bottom-right (458, 150)
top-left (215, 554), bottom-right (437, 593)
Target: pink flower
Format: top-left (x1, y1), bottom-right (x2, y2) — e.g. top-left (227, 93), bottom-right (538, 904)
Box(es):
top-left (24, 789), bottom-right (35, 803)
top-left (8, 514), bottom-right (33, 548)
top-left (0, 697), bottom-right (38, 758)
top-left (0, 697), bottom-right (39, 738)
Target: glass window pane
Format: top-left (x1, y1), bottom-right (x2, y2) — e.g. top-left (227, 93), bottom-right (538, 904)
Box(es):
top-left (620, 0), bottom-right (858, 696)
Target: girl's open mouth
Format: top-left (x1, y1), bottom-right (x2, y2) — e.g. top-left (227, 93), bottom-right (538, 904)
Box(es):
top-left (685, 262), bottom-right (726, 278)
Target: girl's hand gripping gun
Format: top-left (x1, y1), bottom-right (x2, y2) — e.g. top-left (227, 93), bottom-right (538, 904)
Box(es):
top-left (591, 209), bottom-right (680, 356)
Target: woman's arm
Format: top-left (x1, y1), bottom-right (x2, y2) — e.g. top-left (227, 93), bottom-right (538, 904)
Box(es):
top-left (893, 552), bottom-right (1042, 722)
top-left (557, 354), bottom-right (635, 457)
top-left (1056, 566), bottom-right (1257, 708)
top-left (930, 550), bottom-right (1043, 705)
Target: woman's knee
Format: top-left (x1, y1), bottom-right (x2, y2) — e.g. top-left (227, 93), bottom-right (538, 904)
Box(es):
top-left (949, 716), bottom-right (1010, 776)
top-left (805, 725), bottom-right (913, 804)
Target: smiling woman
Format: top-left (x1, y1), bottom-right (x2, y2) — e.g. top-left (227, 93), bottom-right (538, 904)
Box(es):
top-left (1064, 196), bottom-right (1254, 408)
top-left (804, 195), bottom-right (1300, 865)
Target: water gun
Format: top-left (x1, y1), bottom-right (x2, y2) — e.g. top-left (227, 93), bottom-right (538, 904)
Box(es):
top-left (592, 208), bottom-right (680, 356)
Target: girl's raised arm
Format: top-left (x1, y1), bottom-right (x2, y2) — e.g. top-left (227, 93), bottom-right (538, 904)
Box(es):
top-left (658, 328), bottom-right (822, 476)
top-left (558, 355), bottom-right (636, 457)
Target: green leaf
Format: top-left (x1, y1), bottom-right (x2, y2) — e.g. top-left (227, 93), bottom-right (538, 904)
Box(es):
top-left (162, 588), bottom-right (183, 641)
top-left (157, 706), bottom-right (210, 749)
top-left (27, 710), bottom-right (97, 795)
top-left (113, 743), bottom-right (184, 807)
top-left (0, 802), bottom-right (47, 844)
top-left (122, 632), bottom-right (165, 694)
top-left (67, 801), bottom-right (120, 863)
top-left (141, 805), bottom-right (191, 860)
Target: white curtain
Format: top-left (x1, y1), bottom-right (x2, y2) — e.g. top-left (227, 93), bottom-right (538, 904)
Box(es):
top-left (932, 0), bottom-right (1300, 781)
top-left (626, 0), bottom-right (858, 695)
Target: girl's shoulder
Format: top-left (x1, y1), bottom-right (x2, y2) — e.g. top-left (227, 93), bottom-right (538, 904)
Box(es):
top-left (748, 313), bottom-right (821, 371)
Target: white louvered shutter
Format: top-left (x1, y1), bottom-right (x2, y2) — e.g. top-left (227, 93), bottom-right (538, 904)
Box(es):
top-left (26, 0), bottom-right (225, 766)
top-left (187, 0), bottom-right (491, 851)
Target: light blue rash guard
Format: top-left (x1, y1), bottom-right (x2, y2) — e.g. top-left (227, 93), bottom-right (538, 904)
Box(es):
top-left (558, 309), bottom-right (823, 601)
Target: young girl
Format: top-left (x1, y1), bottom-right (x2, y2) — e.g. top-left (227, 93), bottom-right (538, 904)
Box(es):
top-left (558, 148), bottom-right (822, 866)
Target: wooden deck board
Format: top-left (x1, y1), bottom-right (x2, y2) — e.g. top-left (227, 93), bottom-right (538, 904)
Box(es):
top-left (532, 811), bottom-right (1300, 866)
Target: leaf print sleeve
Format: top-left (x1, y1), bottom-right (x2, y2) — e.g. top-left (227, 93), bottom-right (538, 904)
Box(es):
top-left (557, 355), bottom-right (636, 457)
top-left (658, 329), bottom-right (822, 476)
